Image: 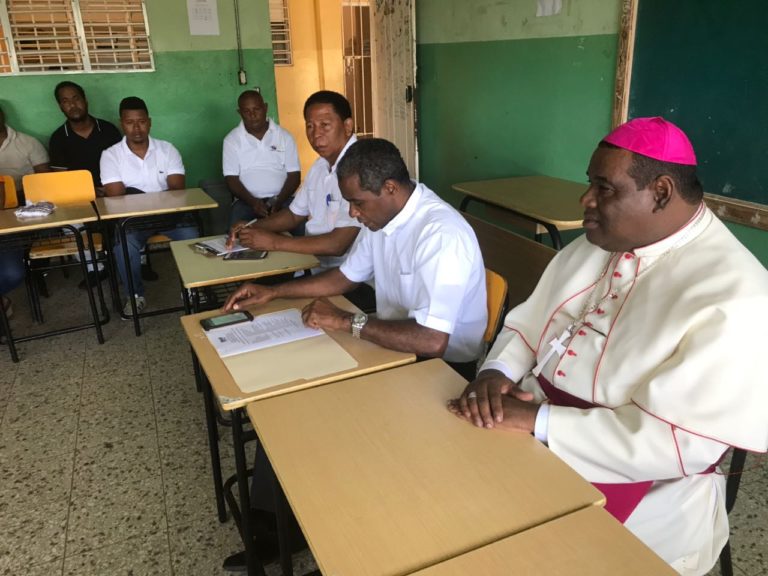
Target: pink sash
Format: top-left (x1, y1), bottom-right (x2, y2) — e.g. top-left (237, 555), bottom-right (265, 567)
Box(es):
top-left (536, 375), bottom-right (652, 523)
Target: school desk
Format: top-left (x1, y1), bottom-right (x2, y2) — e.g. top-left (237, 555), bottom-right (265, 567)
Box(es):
top-left (409, 506), bottom-right (675, 576)
top-left (248, 359), bottom-right (605, 576)
top-left (181, 297), bottom-right (415, 575)
top-left (94, 188), bottom-right (217, 336)
top-left (0, 204), bottom-right (105, 362)
top-left (453, 175), bottom-right (585, 249)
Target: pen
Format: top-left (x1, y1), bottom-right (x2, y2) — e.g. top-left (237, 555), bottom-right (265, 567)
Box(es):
top-left (227, 217), bottom-right (259, 248)
top-left (326, 193), bottom-right (331, 206)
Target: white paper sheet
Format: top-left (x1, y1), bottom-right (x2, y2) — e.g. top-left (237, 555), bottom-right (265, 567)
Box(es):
top-left (205, 309), bottom-right (323, 358)
top-left (536, 0), bottom-right (562, 17)
top-left (187, 0), bottom-right (220, 36)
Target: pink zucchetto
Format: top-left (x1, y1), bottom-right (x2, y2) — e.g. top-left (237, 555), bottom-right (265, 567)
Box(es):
top-left (602, 116), bottom-right (697, 166)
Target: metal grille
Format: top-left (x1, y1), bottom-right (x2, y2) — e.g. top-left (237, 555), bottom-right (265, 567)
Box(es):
top-left (342, 0), bottom-right (374, 138)
top-left (269, 0), bottom-right (291, 66)
top-left (0, 0), bottom-right (152, 75)
top-left (0, 16), bottom-right (11, 73)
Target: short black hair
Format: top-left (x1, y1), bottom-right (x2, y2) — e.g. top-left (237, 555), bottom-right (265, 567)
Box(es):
top-left (337, 138), bottom-right (410, 195)
top-left (54, 81), bottom-right (85, 102)
top-left (238, 89), bottom-right (264, 106)
top-left (119, 96), bottom-right (148, 115)
top-left (599, 141), bottom-right (704, 204)
top-left (303, 90), bottom-right (352, 121)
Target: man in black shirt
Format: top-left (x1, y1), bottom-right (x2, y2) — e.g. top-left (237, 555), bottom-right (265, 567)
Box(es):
top-left (50, 81), bottom-right (121, 287)
top-left (49, 81), bottom-right (121, 189)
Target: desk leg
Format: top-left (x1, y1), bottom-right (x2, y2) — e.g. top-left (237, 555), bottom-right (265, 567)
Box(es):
top-left (0, 304), bottom-right (18, 363)
top-left (85, 227), bottom-right (110, 323)
top-left (100, 221), bottom-right (123, 314)
top-left (272, 474), bottom-right (294, 576)
top-left (118, 219), bottom-right (142, 337)
top-left (459, 195), bottom-right (472, 212)
top-left (232, 408), bottom-right (264, 576)
top-left (71, 225), bottom-right (104, 344)
top-left (202, 372), bottom-right (228, 522)
top-left (542, 222), bottom-right (564, 250)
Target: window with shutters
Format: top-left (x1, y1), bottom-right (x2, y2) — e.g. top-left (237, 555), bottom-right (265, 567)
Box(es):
top-left (0, 0), bottom-right (153, 75)
top-left (269, 0), bottom-right (291, 66)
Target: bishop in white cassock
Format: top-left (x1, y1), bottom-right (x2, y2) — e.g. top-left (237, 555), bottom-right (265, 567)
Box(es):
top-left (449, 117), bottom-right (768, 575)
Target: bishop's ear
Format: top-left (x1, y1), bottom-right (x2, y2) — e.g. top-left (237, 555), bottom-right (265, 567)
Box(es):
top-left (651, 175), bottom-right (674, 212)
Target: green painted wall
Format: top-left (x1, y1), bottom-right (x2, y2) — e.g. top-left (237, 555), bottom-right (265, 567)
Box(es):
top-left (416, 1), bottom-right (618, 206)
top-left (0, 0), bottom-right (276, 189)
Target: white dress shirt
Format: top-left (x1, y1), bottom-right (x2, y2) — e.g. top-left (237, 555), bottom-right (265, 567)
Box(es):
top-left (221, 119), bottom-right (300, 199)
top-left (100, 136), bottom-right (184, 192)
top-left (289, 135), bottom-right (361, 269)
top-left (340, 182), bottom-right (487, 362)
top-left (0, 126), bottom-right (49, 189)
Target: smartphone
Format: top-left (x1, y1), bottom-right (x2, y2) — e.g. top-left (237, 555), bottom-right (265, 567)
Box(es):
top-left (200, 310), bottom-right (253, 331)
top-left (223, 250), bottom-right (268, 261)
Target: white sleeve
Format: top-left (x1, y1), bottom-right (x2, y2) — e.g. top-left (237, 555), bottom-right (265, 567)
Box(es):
top-left (289, 184), bottom-right (310, 217)
top-left (283, 132), bottom-right (300, 173)
top-left (27, 135), bottom-right (49, 165)
top-left (222, 134), bottom-right (240, 177)
top-left (99, 147), bottom-right (122, 185)
top-left (165, 143), bottom-right (185, 176)
top-left (410, 225), bottom-right (477, 335)
top-left (339, 230), bottom-right (374, 283)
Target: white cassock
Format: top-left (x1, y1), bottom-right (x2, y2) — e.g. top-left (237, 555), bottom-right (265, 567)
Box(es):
top-left (482, 204), bottom-right (768, 575)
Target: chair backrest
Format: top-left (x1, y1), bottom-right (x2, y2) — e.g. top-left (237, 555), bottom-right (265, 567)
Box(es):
top-left (22, 170), bottom-right (95, 204)
top-left (0, 175), bottom-right (18, 209)
top-left (464, 213), bottom-right (557, 310)
top-left (484, 268), bottom-right (508, 344)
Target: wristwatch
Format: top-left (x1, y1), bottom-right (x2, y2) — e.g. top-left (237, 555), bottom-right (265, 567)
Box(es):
top-left (351, 312), bottom-right (368, 339)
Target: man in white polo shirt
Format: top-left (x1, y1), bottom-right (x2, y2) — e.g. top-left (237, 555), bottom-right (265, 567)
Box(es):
top-left (223, 90), bottom-right (300, 225)
top-left (100, 96), bottom-right (197, 316)
top-left (226, 137), bottom-right (487, 376)
top-left (0, 105), bottom-right (49, 197)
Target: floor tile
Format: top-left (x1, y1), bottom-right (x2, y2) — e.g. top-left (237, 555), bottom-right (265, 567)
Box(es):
top-left (167, 515), bottom-right (243, 576)
top-left (0, 498), bottom-right (68, 573)
top-left (0, 449), bottom-right (74, 519)
top-left (66, 436), bottom-right (166, 555)
top-left (1, 557), bottom-right (64, 576)
top-left (62, 532), bottom-right (172, 576)
top-left (728, 491), bottom-right (768, 576)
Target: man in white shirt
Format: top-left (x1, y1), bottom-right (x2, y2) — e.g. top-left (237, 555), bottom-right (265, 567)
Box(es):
top-left (223, 90), bottom-right (300, 225)
top-left (0, 105), bottom-right (49, 197)
top-left (449, 117), bottom-right (768, 575)
top-left (221, 137), bottom-right (487, 572)
top-left (229, 90), bottom-right (361, 272)
top-left (226, 137), bottom-right (487, 374)
top-left (101, 96), bottom-right (197, 316)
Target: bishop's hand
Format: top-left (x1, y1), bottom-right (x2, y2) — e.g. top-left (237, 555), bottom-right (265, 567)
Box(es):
top-left (447, 369), bottom-right (536, 430)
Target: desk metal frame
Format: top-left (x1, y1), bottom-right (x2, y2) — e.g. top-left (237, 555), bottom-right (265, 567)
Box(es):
top-left (0, 206), bottom-right (107, 362)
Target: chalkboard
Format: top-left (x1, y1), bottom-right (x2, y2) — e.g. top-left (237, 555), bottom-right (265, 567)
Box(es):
top-left (629, 0), bottom-right (768, 215)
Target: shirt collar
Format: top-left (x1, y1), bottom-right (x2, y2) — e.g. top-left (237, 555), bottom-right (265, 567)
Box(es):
top-left (326, 134), bottom-right (358, 174)
top-left (238, 118), bottom-right (274, 141)
top-left (121, 135), bottom-right (155, 158)
top-left (63, 116), bottom-right (100, 137)
top-left (633, 202), bottom-right (710, 258)
top-left (381, 181), bottom-right (422, 237)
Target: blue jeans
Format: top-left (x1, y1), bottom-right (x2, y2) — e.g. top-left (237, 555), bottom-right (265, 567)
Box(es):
top-left (0, 250), bottom-right (25, 295)
top-left (115, 226), bottom-right (198, 297)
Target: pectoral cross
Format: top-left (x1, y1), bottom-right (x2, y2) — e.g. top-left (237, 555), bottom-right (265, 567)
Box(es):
top-left (532, 327), bottom-right (571, 377)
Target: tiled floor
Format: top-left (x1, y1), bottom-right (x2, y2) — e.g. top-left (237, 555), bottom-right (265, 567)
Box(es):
top-left (0, 253), bottom-right (765, 575)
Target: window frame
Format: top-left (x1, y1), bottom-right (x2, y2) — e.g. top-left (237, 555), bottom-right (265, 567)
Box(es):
top-left (0, 0), bottom-right (154, 76)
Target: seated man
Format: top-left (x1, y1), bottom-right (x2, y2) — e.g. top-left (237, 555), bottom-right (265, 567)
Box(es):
top-left (100, 96), bottom-right (197, 315)
top-left (49, 81), bottom-right (122, 288)
top-left (450, 117), bottom-right (768, 575)
top-left (229, 91), bottom-right (361, 266)
top-left (0, 181), bottom-right (25, 328)
top-left (221, 137), bottom-right (487, 571)
top-left (0, 105), bottom-right (49, 201)
top-left (226, 137), bottom-right (487, 377)
top-left (50, 81), bottom-right (121, 189)
top-left (223, 90), bottom-right (300, 224)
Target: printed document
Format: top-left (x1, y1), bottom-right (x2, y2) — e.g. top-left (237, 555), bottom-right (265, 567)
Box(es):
top-left (205, 309), bottom-right (323, 357)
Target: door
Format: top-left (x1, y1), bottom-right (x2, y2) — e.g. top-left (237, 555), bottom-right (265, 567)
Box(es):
top-left (371, 0), bottom-right (417, 177)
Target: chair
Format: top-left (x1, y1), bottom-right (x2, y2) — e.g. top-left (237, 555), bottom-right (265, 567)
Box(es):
top-left (21, 170), bottom-right (109, 323)
top-left (484, 267), bottom-right (508, 352)
top-left (1, 175), bottom-right (18, 208)
top-left (719, 448), bottom-right (748, 576)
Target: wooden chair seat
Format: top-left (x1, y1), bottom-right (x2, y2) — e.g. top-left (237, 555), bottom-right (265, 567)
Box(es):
top-left (28, 232), bottom-right (103, 259)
